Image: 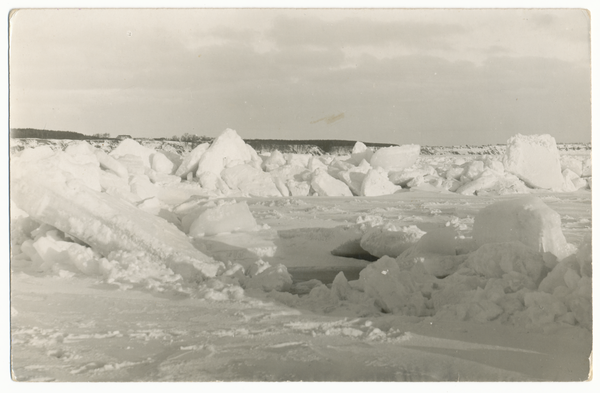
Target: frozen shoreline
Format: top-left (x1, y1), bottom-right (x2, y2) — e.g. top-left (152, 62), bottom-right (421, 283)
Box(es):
top-left (9, 132), bottom-right (592, 381)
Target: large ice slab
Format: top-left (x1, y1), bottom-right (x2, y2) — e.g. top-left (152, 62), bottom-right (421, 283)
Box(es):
top-left (346, 141), bottom-right (374, 165)
top-left (95, 150), bottom-right (129, 179)
top-left (369, 144), bottom-right (420, 172)
top-left (311, 168), bottom-right (353, 196)
top-left (109, 138), bottom-right (156, 168)
top-left (221, 164), bottom-right (282, 197)
top-left (12, 154), bottom-right (223, 280)
top-left (360, 169), bottom-right (401, 196)
top-left (502, 134), bottom-right (563, 189)
top-left (473, 196), bottom-right (572, 260)
top-left (195, 129), bottom-right (253, 178)
top-left (359, 224), bottom-right (425, 258)
top-left (151, 151), bottom-right (176, 174)
top-left (188, 201), bottom-right (259, 237)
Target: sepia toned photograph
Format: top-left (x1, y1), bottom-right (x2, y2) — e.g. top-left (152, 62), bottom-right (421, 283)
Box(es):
top-left (8, 7), bottom-right (592, 382)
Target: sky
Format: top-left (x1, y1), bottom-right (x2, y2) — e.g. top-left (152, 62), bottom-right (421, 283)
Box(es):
top-left (9, 8), bottom-right (591, 145)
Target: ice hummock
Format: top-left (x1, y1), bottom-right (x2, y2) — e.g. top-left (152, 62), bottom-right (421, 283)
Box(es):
top-left (301, 195), bottom-right (590, 332)
top-left (195, 128), bottom-right (259, 179)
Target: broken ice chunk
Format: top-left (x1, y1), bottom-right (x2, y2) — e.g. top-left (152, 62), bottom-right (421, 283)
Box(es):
top-left (359, 224), bottom-right (426, 258)
top-left (188, 201), bottom-right (259, 237)
top-left (175, 142), bottom-right (209, 178)
top-left (369, 144), bottom-right (420, 172)
top-left (221, 164), bottom-right (282, 197)
top-left (195, 129), bottom-right (253, 178)
top-left (502, 134), bottom-right (563, 189)
top-left (151, 151), bottom-right (175, 174)
top-left (262, 150), bottom-right (287, 172)
top-left (311, 168), bottom-right (353, 197)
top-left (360, 168), bottom-right (401, 196)
top-left (242, 260), bottom-right (293, 292)
top-left (345, 141), bottom-right (374, 166)
top-left (95, 150), bottom-right (129, 179)
top-left (465, 242), bottom-right (545, 288)
top-left (109, 138), bottom-right (155, 168)
top-left (473, 196), bottom-right (572, 260)
top-left (359, 256), bottom-right (427, 315)
top-left (396, 228), bottom-right (466, 277)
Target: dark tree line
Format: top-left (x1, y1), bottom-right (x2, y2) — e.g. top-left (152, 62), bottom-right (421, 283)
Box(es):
top-left (244, 139), bottom-right (397, 154)
top-left (170, 133), bottom-right (213, 144)
top-left (10, 128), bottom-right (112, 140)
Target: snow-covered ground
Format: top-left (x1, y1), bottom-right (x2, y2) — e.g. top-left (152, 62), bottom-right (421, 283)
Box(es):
top-left (9, 131), bottom-right (592, 382)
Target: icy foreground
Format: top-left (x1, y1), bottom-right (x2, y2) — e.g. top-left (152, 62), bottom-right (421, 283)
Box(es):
top-left (10, 130), bottom-right (592, 381)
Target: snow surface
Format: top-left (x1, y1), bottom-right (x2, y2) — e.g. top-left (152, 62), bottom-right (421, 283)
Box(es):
top-left (9, 130), bottom-right (592, 382)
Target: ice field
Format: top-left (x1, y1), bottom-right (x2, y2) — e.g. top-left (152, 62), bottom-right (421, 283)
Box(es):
top-left (9, 130), bottom-right (592, 381)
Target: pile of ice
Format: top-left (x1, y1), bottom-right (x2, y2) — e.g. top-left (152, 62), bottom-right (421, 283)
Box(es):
top-left (9, 128), bottom-right (592, 331)
top-left (10, 130), bottom-right (592, 203)
top-left (180, 131), bottom-right (586, 197)
top-left (10, 140), bottom-right (293, 297)
top-left (274, 196), bottom-right (591, 332)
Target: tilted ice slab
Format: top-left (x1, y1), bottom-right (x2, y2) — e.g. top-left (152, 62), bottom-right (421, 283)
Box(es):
top-left (360, 168), bottom-right (401, 196)
top-left (346, 141), bottom-right (374, 165)
top-left (175, 142), bottom-right (210, 178)
top-left (311, 168), bottom-right (353, 197)
top-left (11, 152), bottom-right (223, 281)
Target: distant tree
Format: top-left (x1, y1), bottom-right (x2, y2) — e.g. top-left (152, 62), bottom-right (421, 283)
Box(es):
top-left (91, 132), bottom-right (110, 139)
top-left (179, 133), bottom-right (211, 144)
top-left (10, 128), bottom-right (88, 140)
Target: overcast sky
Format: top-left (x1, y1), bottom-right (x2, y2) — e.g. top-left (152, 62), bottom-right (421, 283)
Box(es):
top-left (9, 8), bottom-right (590, 145)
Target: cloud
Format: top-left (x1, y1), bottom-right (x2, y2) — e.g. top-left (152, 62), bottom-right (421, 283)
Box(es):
top-left (524, 9), bottom-right (590, 43)
top-left (9, 9), bottom-right (591, 145)
top-left (267, 15), bottom-right (465, 51)
top-left (209, 26), bottom-right (262, 42)
top-left (483, 45), bottom-right (511, 56)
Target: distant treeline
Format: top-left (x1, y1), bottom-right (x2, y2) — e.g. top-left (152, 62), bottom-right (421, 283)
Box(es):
top-left (10, 128), bottom-right (111, 140)
top-left (10, 129), bottom-right (400, 155)
top-left (12, 128), bottom-right (589, 155)
top-left (245, 139), bottom-right (397, 155)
